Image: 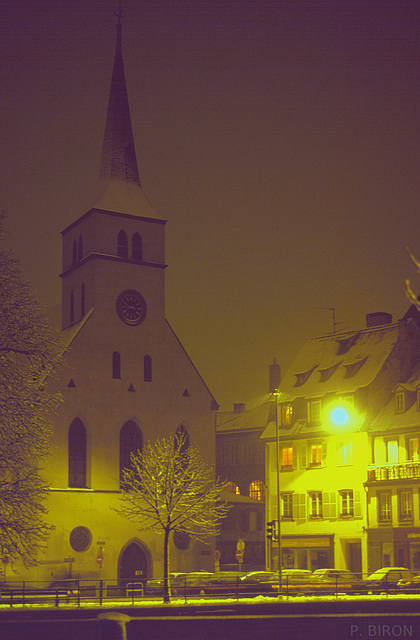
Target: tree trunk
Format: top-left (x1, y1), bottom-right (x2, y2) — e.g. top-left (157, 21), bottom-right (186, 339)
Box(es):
top-left (163, 527), bottom-right (170, 603)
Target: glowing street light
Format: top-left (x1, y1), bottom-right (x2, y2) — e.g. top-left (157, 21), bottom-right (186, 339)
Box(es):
top-left (330, 407), bottom-right (350, 425)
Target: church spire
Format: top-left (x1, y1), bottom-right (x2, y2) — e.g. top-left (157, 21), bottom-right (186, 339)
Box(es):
top-left (100, 12), bottom-right (140, 185)
top-left (92, 9), bottom-right (162, 219)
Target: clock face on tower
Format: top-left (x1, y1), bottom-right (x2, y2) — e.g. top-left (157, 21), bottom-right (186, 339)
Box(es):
top-left (116, 289), bottom-right (147, 325)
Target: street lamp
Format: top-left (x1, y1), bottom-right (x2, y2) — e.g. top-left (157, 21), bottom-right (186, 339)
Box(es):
top-left (274, 389), bottom-right (282, 594)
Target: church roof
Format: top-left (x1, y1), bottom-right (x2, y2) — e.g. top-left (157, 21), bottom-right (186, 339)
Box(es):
top-left (91, 19), bottom-right (162, 220)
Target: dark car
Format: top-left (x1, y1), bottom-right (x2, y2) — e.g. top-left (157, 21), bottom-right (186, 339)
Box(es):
top-left (194, 571), bottom-right (246, 597)
top-left (365, 567), bottom-right (415, 593)
top-left (144, 573), bottom-right (187, 596)
top-left (310, 569), bottom-right (365, 594)
top-left (252, 570), bottom-right (314, 595)
top-left (169, 572), bottom-right (214, 597)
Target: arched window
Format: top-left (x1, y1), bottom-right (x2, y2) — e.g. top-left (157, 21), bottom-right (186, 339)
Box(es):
top-left (70, 290), bottom-right (74, 324)
top-left (224, 481), bottom-right (240, 495)
top-left (117, 230), bottom-right (128, 258)
top-left (144, 355), bottom-right (152, 382)
top-left (77, 235), bottom-right (83, 261)
top-left (120, 421), bottom-right (143, 484)
top-left (132, 233), bottom-right (142, 261)
top-left (68, 418), bottom-right (87, 488)
top-left (175, 425), bottom-right (190, 459)
top-left (81, 283), bottom-right (85, 317)
top-left (249, 480), bottom-right (265, 501)
top-left (112, 351), bottom-right (121, 379)
top-left (72, 239), bottom-right (77, 265)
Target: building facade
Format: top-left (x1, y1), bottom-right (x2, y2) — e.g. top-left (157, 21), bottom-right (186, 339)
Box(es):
top-left (261, 313), bottom-right (420, 576)
top-left (216, 403), bottom-right (270, 571)
top-left (365, 369), bottom-right (420, 573)
top-left (11, 21), bottom-right (218, 585)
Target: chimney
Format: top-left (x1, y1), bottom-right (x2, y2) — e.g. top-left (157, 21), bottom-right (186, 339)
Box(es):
top-left (233, 403), bottom-right (246, 413)
top-left (366, 312), bottom-right (393, 328)
top-left (269, 358), bottom-right (281, 393)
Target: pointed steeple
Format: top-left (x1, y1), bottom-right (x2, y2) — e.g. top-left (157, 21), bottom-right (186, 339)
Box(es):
top-left (92, 12), bottom-right (162, 219)
top-left (100, 16), bottom-right (140, 185)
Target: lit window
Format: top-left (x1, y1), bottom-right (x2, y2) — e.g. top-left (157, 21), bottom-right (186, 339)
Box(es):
top-left (378, 492), bottom-right (391, 522)
top-left (408, 438), bottom-right (420, 461)
top-left (249, 480), bottom-right (265, 501)
top-left (395, 392), bottom-right (405, 414)
top-left (281, 446), bottom-right (293, 469)
top-left (225, 481), bottom-right (240, 495)
top-left (281, 493), bottom-right (293, 518)
top-left (310, 443), bottom-right (323, 466)
top-left (386, 440), bottom-right (399, 463)
top-left (338, 441), bottom-right (353, 465)
top-left (307, 400), bottom-right (321, 423)
top-left (339, 490), bottom-right (354, 516)
top-left (117, 230), bottom-right (128, 258)
top-left (308, 491), bottom-right (322, 517)
top-left (399, 490), bottom-right (413, 520)
top-left (282, 405), bottom-right (293, 425)
top-left (68, 418), bottom-right (87, 488)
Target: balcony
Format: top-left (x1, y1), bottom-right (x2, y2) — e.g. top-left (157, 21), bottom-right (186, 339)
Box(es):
top-left (367, 461), bottom-right (420, 482)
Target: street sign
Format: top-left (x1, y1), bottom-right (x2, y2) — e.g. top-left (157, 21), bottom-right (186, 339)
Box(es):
top-left (214, 549), bottom-right (220, 561)
top-left (235, 549), bottom-right (244, 561)
top-left (237, 539), bottom-right (245, 551)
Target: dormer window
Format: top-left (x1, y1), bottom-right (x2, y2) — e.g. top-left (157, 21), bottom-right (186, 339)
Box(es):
top-left (344, 357), bottom-right (367, 379)
top-left (281, 404), bottom-right (293, 425)
top-left (319, 362), bottom-right (341, 382)
top-left (307, 399), bottom-right (321, 423)
top-left (336, 332), bottom-right (361, 356)
top-left (294, 366), bottom-right (317, 387)
top-left (395, 391), bottom-right (405, 414)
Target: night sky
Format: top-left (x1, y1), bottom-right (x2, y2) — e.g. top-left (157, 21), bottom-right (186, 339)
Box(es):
top-left (1, 0), bottom-right (419, 411)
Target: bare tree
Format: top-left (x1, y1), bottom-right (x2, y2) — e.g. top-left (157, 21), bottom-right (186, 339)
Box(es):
top-left (0, 214), bottom-right (63, 567)
top-left (405, 247), bottom-right (420, 310)
top-left (115, 433), bottom-right (230, 602)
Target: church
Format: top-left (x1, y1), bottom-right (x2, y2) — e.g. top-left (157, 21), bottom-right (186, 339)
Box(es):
top-left (18, 18), bottom-right (218, 587)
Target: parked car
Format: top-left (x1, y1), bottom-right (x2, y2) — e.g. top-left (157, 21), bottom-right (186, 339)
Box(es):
top-left (0, 579), bottom-right (84, 603)
top-left (194, 571), bottom-right (246, 597)
top-left (169, 572), bottom-right (214, 597)
top-left (144, 573), bottom-right (186, 596)
top-left (241, 570), bottom-right (313, 596)
top-left (310, 569), bottom-right (365, 594)
top-left (365, 567), bottom-right (415, 593)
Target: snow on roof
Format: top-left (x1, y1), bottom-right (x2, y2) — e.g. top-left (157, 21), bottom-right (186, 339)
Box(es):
top-left (216, 401), bottom-right (273, 433)
top-left (278, 323), bottom-right (401, 401)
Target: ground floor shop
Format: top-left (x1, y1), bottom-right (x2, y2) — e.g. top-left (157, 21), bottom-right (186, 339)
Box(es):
top-left (367, 527), bottom-right (420, 574)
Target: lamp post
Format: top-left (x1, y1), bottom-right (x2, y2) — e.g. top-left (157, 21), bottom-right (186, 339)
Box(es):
top-left (274, 389), bottom-right (282, 594)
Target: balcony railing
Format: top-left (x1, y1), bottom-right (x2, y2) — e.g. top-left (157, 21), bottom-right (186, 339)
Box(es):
top-left (367, 461), bottom-right (420, 482)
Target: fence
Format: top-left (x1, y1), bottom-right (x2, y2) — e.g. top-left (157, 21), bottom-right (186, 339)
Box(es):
top-left (0, 572), bottom-right (418, 607)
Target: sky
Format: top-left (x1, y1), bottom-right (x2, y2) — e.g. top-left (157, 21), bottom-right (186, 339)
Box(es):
top-left (1, 0), bottom-right (419, 411)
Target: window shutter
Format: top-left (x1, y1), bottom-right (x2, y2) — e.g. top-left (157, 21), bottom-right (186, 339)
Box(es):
top-left (292, 447), bottom-right (297, 469)
top-left (354, 490), bottom-right (362, 517)
top-left (292, 493), bottom-right (299, 519)
top-left (298, 493), bottom-right (306, 519)
top-left (338, 442), bottom-right (344, 466)
top-left (300, 444), bottom-right (307, 469)
top-left (322, 442), bottom-right (327, 464)
top-left (322, 492), bottom-right (329, 518)
top-left (329, 492), bottom-right (337, 518)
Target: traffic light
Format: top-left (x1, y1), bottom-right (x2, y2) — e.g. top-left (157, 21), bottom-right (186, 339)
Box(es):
top-left (266, 521), bottom-right (274, 540)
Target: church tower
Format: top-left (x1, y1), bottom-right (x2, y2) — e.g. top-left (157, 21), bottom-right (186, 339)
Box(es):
top-left (31, 17), bottom-right (218, 585)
